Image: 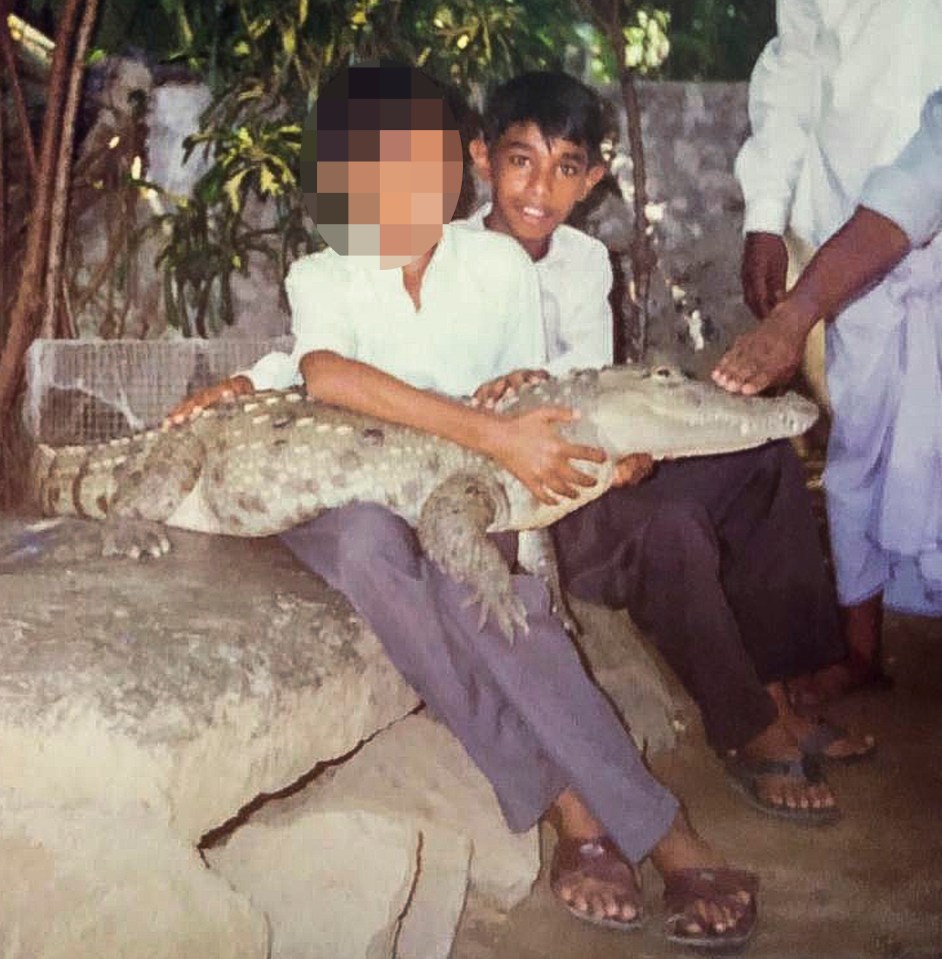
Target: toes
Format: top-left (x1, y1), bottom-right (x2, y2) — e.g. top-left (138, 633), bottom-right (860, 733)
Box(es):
top-left (758, 774), bottom-right (835, 811)
top-left (617, 898), bottom-right (639, 923)
top-left (555, 875), bottom-right (640, 925)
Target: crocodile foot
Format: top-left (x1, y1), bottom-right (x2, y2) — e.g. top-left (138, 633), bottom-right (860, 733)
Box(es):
top-left (463, 580), bottom-right (530, 642)
top-left (418, 471), bottom-right (528, 643)
top-left (101, 519), bottom-right (171, 560)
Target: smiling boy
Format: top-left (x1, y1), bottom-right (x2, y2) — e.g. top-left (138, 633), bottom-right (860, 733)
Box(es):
top-left (461, 68), bottom-right (876, 920)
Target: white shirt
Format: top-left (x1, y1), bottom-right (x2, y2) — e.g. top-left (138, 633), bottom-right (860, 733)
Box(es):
top-left (736, 0), bottom-right (942, 247)
top-left (459, 205), bottom-right (613, 372)
top-left (861, 88), bottom-right (942, 248)
top-left (244, 222), bottom-right (546, 398)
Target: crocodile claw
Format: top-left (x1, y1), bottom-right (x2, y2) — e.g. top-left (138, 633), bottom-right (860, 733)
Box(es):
top-left (462, 588), bottom-right (529, 643)
top-left (101, 520), bottom-right (172, 560)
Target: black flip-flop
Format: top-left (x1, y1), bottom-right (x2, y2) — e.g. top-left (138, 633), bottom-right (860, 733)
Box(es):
top-left (725, 753), bottom-right (842, 825)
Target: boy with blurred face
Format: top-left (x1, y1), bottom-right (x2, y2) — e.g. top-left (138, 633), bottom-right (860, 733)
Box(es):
top-left (463, 69), bottom-right (874, 926)
top-left (171, 64), bottom-right (762, 949)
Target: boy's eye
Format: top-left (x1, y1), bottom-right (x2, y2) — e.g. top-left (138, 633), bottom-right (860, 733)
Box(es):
top-left (560, 164), bottom-right (579, 176)
top-left (508, 154), bottom-right (530, 168)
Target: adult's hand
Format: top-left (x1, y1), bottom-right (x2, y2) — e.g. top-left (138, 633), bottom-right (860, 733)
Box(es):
top-left (742, 232), bottom-right (788, 318)
top-left (490, 406), bottom-right (607, 505)
top-left (712, 304), bottom-right (810, 395)
top-left (163, 375), bottom-right (254, 427)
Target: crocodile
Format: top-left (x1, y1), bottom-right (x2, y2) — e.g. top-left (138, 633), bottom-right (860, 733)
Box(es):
top-left (25, 365), bottom-right (818, 638)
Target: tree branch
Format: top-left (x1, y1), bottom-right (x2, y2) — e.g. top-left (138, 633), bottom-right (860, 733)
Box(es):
top-left (0, 0), bottom-right (86, 435)
top-left (0, 2), bottom-right (39, 182)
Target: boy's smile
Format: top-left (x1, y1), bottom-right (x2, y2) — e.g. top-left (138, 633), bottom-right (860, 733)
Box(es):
top-left (471, 122), bottom-right (605, 260)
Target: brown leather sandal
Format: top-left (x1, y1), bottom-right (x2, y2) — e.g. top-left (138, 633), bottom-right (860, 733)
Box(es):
top-left (663, 866), bottom-right (759, 951)
top-left (549, 836), bottom-right (644, 930)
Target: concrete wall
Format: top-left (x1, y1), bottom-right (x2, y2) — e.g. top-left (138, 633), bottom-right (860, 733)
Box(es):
top-left (591, 81), bottom-right (753, 374)
top-left (76, 69), bottom-right (756, 372)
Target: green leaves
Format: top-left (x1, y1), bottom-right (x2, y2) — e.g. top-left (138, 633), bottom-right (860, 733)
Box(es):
top-left (622, 7), bottom-right (670, 73)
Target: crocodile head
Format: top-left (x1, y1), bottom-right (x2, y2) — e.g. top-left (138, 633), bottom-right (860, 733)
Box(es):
top-left (503, 364), bottom-right (818, 460)
top-left (583, 364), bottom-right (818, 459)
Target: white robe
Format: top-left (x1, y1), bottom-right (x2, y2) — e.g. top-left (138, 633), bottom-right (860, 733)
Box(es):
top-left (825, 232), bottom-right (942, 614)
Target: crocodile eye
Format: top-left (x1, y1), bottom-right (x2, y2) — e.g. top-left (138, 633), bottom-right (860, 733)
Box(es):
top-left (653, 366), bottom-right (672, 378)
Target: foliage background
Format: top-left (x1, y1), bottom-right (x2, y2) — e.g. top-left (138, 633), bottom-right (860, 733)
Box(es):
top-left (5, 0), bottom-right (776, 336)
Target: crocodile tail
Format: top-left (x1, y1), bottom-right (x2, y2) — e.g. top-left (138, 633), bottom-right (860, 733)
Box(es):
top-left (28, 444), bottom-right (58, 515)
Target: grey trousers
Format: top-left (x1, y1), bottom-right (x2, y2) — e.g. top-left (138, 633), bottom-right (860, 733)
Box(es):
top-left (554, 441), bottom-right (845, 752)
top-left (281, 502), bottom-right (679, 864)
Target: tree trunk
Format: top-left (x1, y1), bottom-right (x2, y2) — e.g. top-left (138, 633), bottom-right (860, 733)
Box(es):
top-left (618, 67), bottom-right (657, 360)
top-left (41, 0), bottom-right (100, 338)
top-left (576, 0), bottom-right (658, 363)
top-left (0, 0), bottom-right (86, 440)
top-left (0, 83), bottom-right (6, 318)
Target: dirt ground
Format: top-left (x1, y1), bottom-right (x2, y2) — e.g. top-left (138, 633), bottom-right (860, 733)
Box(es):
top-left (453, 609), bottom-right (942, 959)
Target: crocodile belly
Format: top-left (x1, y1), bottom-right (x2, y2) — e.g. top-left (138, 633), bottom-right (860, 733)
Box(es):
top-left (163, 484), bottom-right (245, 535)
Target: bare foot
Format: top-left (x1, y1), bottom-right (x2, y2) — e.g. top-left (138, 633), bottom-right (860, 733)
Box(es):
top-left (789, 593), bottom-right (890, 712)
top-left (547, 789), bottom-right (642, 928)
top-left (787, 658), bottom-right (892, 713)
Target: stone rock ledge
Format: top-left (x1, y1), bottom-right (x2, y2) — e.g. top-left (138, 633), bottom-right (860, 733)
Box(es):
top-left (0, 524), bottom-right (420, 840)
top-left (0, 517), bottom-right (684, 958)
top-left (0, 791), bottom-right (270, 959)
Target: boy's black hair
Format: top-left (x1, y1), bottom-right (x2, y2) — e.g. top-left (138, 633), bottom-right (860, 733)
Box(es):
top-left (482, 72), bottom-right (607, 166)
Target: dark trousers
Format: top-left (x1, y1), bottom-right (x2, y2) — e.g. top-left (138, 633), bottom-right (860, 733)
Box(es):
top-left (553, 441), bottom-right (845, 752)
top-left (282, 503), bottom-right (679, 864)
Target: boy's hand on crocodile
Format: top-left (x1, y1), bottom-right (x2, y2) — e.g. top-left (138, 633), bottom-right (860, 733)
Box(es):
top-left (163, 376), bottom-right (254, 427)
top-left (492, 406), bottom-right (607, 505)
top-left (471, 368), bottom-right (549, 409)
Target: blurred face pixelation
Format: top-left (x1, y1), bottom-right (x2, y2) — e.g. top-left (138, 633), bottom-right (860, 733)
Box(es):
top-left (301, 63), bottom-right (463, 269)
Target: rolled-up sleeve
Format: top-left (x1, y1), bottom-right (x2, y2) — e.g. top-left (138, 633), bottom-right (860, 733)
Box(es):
top-left (860, 89), bottom-right (942, 248)
top-left (735, 0), bottom-right (821, 235)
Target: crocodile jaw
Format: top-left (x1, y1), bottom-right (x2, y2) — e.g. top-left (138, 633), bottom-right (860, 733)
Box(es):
top-left (587, 365), bottom-right (819, 460)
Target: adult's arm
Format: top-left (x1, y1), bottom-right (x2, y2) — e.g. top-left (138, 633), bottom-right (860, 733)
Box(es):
top-left (715, 88), bottom-right (942, 395)
top-left (713, 209), bottom-right (911, 395)
top-left (734, 0), bottom-right (821, 237)
top-left (735, 0), bottom-right (820, 317)
top-left (859, 89), bottom-right (942, 249)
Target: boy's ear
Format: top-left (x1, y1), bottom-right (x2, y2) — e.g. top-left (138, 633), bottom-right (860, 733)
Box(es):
top-left (469, 137), bottom-right (493, 183)
top-left (581, 162), bottom-right (607, 200)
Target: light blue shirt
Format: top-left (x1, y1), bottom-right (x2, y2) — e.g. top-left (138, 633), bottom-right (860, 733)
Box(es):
top-left (860, 88), bottom-right (942, 247)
